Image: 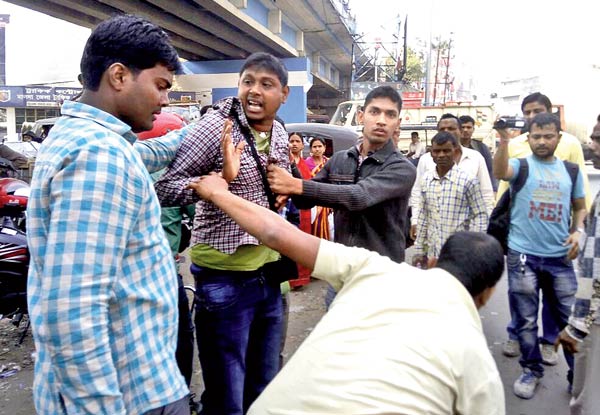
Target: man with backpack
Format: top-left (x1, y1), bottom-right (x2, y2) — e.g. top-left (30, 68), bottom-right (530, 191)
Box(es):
top-left (493, 112), bottom-right (587, 399)
top-left (497, 92), bottom-right (592, 364)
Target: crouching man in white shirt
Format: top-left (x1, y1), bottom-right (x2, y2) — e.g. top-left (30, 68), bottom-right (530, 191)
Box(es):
top-left (188, 170), bottom-right (505, 415)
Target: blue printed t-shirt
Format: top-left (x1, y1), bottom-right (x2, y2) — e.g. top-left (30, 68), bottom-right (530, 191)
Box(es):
top-left (507, 154), bottom-right (585, 257)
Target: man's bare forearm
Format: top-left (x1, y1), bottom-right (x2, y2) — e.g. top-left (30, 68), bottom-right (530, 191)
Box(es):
top-left (208, 188), bottom-right (319, 269)
top-left (493, 132), bottom-right (511, 180)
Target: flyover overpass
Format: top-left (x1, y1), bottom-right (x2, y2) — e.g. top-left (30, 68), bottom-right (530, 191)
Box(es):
top-left (3, 0), bottom-right (362, 120)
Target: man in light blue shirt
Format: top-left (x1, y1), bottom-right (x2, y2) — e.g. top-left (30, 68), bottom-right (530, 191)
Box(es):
top-left (27, 15), bottom-right (190, 415)
top-left (494, 112), bottom-right (587, 400)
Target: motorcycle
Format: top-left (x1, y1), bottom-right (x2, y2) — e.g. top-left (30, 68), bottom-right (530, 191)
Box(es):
top-left (0, 176), bottom-right (30, 343)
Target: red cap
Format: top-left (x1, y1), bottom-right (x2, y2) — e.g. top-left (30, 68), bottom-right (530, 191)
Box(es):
top-left (137, 112), bottom-right (186, 140)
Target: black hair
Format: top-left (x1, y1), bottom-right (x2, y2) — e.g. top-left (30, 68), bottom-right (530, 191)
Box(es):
top-left (200, 105), bottom-right (213, 117)
top-left (436, 232), bottom-right (504, 297)
top-left (309, 136), bottom-right (326, 147)
top-left (239, 52), bottom-right (288, 87)
top-left (438, 113), bottom-right (461, 128)
top-left (411, 131), bottom-right (419, 137)
top-left (363, 86), bottom-right (402, 113)
top-left (431, 131), bottom-right (458, 147)
top-left (458, 115), bottom-right (475, 125)
top-left (80, 15), bottom-right (181, 91)
top-left (597, 114), bottom-right (600, 122)
top-left (521, 92), bottom-right (552, 112)
top-left (528, 112), bottom-right (561, 133)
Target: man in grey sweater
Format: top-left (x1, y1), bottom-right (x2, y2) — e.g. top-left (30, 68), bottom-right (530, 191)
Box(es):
top-left (267, 85), bottom-right (416, 264)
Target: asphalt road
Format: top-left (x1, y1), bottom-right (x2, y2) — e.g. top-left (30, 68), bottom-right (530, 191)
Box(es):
top-left (0, 251), bottom-right (574, 414)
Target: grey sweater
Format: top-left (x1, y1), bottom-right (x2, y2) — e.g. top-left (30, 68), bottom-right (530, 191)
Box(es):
top-left (294, 139), bottom-right (416, 262)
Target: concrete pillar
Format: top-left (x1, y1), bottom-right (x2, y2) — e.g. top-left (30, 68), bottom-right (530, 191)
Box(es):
top-left (6, 107), bottom-right (15, 136)
top-left (296, 31), bottom-right (305, 55)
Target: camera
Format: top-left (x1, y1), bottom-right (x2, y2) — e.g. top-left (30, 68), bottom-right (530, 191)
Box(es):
top-left (493, 117), bottom-right (527, 130)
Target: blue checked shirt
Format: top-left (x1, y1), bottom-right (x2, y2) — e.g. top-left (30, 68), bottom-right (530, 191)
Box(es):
top-left (569, 190), bottom-right (600, 340)
top-left (415, 164), bottom-right (488, 258)
top-left (27, 100), bottom-right (189, 415)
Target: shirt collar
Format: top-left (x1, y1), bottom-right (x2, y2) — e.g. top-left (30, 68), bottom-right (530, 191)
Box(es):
top-left (432, 163), bottom-right (458, 181)
top-left (61, 100), bottom-right (139, 144)
top-left (458, 145), bottom-right (475, 163)
top-left (349, 138), bottom-right (396, 163)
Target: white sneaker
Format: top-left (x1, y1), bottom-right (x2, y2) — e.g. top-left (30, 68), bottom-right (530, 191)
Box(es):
top-left (540, 343), bottom-right (558, 366)
top-left (513, 369), bottom-right (541, 399)
top-left (502, 339), bottom-right (520, 357)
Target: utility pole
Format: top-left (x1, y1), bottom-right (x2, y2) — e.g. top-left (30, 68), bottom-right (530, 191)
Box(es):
top-left (432, 39), bottom-right (441, 106)
top-left (0, 15), bottom-right (9, 86)
top-left (443, 33), bottom-right (453, 104)
top-left (423, 0), bottom-right (433, 106)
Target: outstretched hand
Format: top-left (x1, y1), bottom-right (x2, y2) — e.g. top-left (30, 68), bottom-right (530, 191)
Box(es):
top-left (267, 164), bottom-right (301, 195)
top-left (187, 172), bottom-right (229, 201)
top-left (555, 328), bottom-right (580, 354)
top-left (221, 119), bottom-right (246, 183)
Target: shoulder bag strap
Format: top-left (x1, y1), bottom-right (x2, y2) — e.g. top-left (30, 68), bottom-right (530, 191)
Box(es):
top-left (562, 160), bottom-right (579, 200)
top-left (512, 158), bottom-right (529, 194)
top-left (229, 109), bottom-right (277, 212)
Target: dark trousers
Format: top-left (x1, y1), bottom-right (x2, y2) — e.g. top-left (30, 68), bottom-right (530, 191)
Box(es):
top-left (176, 274), bottom-right (195, 387)
top-left (144, 395), bottom-right (190, 415)
top-left (191, 265), bottom-right (284, 415)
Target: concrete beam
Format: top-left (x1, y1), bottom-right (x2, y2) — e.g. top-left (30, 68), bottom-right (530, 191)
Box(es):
top-left (148, 0), bottom-right (267, 54)
top-left (229, 0), bottom-right (247, 7)
top-left (190, 0), bottom-right (298, 57)
top-left (96, 0), bottom-right (244, 58)
top-left (268, 9), bottom-right (281, 34)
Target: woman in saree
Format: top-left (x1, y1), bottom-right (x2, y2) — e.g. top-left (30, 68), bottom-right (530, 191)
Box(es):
top-left (305, 137), bottom-right (332, 241)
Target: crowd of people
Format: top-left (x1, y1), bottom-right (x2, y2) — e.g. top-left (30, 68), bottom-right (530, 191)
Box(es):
top-left (23, 13), bottom-right (599, 415)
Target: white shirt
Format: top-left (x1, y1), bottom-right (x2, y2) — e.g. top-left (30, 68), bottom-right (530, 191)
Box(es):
top-left (409, 140), bottom-right (426, 159)
top-left (411, 145), bottom-right (495, 225)
top-left (248, 240), bottom-right (505, 415)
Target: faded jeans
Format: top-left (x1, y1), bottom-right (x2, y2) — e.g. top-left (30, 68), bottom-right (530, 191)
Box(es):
top-left (191, 265), bottom-right (283, 415)
top-left (507, 249), bottom-right (577, 380)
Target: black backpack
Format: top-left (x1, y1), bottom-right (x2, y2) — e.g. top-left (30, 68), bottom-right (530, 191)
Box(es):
top-left (487, 158), bottom-right (579, 254)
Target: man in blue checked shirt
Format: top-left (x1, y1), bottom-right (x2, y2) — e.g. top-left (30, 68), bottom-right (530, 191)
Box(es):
top-left (27, 15), bottom-right (190, 415)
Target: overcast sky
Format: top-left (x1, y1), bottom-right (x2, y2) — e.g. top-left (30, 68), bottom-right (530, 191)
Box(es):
top-left (349, 0), bottom-right (600, 94)
top-left (1, 1), bottom-right (89, 85)
top-left (2, 0), bottom-right (599, 95)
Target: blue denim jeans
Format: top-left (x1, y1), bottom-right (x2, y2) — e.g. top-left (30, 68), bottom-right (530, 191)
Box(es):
top-left (191, 265), bottom-right (283, 415)
top-left (507, 249), bottom-right (577, 379)
top-left (506, 295), bottom-right (560, 344)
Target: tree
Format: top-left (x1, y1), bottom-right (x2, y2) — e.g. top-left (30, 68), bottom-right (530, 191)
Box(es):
top-left (402, 47), bottom-right (425, 89)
